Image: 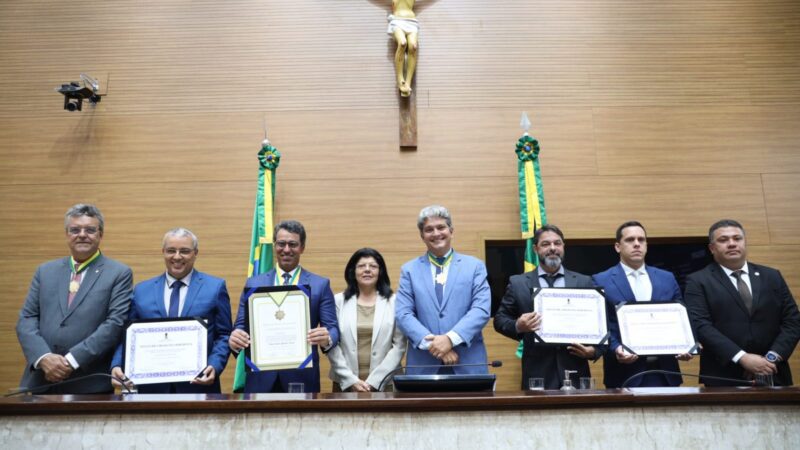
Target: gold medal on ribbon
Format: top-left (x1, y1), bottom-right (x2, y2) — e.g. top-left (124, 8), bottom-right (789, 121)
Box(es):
top-left (435, 272), bottom-right (447, 285)
top-left (275, 309), bottom-right (286, 320)
top-left (69, 280), bottom-right (80, 293)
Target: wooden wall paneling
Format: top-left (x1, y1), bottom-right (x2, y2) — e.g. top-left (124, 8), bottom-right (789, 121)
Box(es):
top-left (541, 175), bottom-right (770, 243)
top-left (593, 106), bottom-right (800, 176)
top-left (1, 0), bottom-right (800, 394)
top-left (763, 174), bottom-right (800, 245)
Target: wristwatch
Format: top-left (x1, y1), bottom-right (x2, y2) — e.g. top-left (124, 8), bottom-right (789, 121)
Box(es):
top-left (765, 351), bottom-right (780, 363)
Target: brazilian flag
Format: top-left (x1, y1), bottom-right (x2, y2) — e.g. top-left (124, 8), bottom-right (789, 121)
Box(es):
top-left (232, 142), bottom-right (281, 392)
top-left (515, 131), bottom-right (547, 358)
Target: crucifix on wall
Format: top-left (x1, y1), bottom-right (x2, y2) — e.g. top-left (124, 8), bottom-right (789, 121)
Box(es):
top-left (387, 0), bottom-right (419, 149)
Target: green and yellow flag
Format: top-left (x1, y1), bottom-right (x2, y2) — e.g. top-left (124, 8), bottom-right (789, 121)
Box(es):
top-left (515, 118), bottom-right (547, 358)
top-left (232, 141), bottom-right (281, 393)
top-left (516, 133), bottom-right (547, 272)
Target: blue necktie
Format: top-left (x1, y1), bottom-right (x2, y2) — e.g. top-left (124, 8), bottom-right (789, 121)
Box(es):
top-left (282, 272), bottom-right (292, 285)
top-left (434, 257), bottom-right (445, 305)
top-left (169, 280), bottom-right (184, 317)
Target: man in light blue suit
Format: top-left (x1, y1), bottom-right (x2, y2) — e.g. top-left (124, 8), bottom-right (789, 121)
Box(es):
top-left (111, 228), bottom-right (232, 393)
top-left (396, 205), bottom-right (491, 375)
top-left (592, 221), bottom-right (692, 388)
top-left (228, 220), bottom-right (339, 393)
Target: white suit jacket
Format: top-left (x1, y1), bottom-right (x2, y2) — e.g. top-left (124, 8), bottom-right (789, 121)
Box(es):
top-left (327, 292), bottom-right (407, 390)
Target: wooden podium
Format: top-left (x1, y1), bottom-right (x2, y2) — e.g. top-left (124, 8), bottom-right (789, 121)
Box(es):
top-left (2, 388), bottom-right (799, 448)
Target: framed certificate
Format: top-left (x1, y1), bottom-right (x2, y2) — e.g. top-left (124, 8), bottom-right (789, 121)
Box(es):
top-left (245, 285), bottom-right (313, 371)
top-left (532, 288), bottom-right (609, 345)
top-left (123, 317), bottom-right (208, 385)
top-left (616, 302), bottom-right (699, 356)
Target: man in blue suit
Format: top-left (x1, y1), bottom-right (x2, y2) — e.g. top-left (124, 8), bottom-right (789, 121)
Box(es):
top-left (592, 221), bottom-right (692, 388)
top-left (228, 220), bottom-right (339, 393)
top-left (111, 228), bottom-right (232, 393)
top-left (396, 205), bottom-right (491, 374)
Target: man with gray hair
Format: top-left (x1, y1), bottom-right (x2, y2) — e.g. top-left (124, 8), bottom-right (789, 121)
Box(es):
top-left (16, 204), bottom-right (133, 393)
top-left (110, 228), bottom-right (232, 393)
top-left (396, 205), bottom-right (492, 374)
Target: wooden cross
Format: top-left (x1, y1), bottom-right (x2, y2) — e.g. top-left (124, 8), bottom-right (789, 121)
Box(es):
top-left (399, 83), bottom-right (417, 149)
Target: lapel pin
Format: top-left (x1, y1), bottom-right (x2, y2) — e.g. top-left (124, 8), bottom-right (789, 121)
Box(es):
top-left (754, 272), bottom-right (759, 276)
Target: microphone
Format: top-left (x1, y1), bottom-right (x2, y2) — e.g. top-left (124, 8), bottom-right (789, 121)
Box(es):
top-left (378, 360), bottom-right (502, 392)
top-left (620, 369), bottom-right (769, 388)
top-left (5, 373), bottom-right (132, 397)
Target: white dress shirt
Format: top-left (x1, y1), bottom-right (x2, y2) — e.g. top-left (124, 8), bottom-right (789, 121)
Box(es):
top-left (164, 270), bottom-right (194, 316)
top-left (621, 262), bottom-right (652, 302)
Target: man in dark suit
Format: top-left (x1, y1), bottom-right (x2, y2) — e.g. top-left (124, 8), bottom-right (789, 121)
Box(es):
top-left (593, 221), bottom-right (692, 388)
top-left (110, 228), bottom-right (232, 393)
top-left (685, 219), bottom-right (800, 386)
top-left (494, 224), bottom-right (598, 390)
top-left (229, 220), bottom-right (339, 393)
top-left (16, 204), bottom-right (133, 394)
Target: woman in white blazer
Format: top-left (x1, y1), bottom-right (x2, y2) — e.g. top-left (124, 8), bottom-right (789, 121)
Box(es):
top-left (327, 248), bottom-right (407, 391)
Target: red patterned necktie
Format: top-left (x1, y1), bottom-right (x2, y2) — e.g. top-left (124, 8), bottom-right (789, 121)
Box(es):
top-left (68, 272), bottom-right (82, 307)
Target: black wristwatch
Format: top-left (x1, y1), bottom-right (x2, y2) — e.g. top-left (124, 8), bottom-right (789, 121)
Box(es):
top-left (765, 351), bottom-right (780, 363)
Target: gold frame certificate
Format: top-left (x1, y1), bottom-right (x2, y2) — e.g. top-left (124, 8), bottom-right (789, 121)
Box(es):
top-left (123, 318), bottom-right (208, 385)
top-left (532, 288), bottom-right (609, 345)
top-left (246, 285), bottom-right (312, 371)
top-left (617, 302), bottom-right (698, 356)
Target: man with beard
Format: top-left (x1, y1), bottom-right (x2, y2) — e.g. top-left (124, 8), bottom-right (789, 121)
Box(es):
top-left (494, 224), bottom-right (598, 390)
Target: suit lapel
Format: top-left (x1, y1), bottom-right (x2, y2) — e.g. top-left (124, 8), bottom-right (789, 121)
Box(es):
top-left (748, 262), bottom-right (761, 311)
top-left (181, 271), bottom-right (202, 317)
top-left (57, 258), bottom-right (71, 317)
top-left (65, 256), bottom-right (104, 317)
top-left (298, 269), bottom-right (310, 288)
top-left (645, 266), bottom-right (664, 301)
top-left (563, 270), bottom-right (578, 288)
top-left (343, 296), bottom-right (358, 348)
top-left (522, 271), bottom-right (540, 313)
top-left (610, 264), bottom-right (636, 302)
top-left (265, 269), bottom-right (277, 287)
top-left (710, 264), bottom-right (750, 315)
top-left (416, 256), bottom-right (438, 310)
top-left (440, 252), bottom-right (462, 310)
top-left (154, 275), bottom-right (168, 317)
top-left (372, 295), bottom-right (388, 347)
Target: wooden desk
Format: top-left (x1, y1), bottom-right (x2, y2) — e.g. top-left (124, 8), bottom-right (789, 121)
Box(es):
top-left (2, 388), bottom-right (798, 448)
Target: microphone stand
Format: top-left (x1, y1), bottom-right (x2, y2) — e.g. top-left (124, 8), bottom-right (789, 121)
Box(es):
top-left (620, 370), bottom-right (769, 388)
top-left (5, 373), bottom-right (132, 397)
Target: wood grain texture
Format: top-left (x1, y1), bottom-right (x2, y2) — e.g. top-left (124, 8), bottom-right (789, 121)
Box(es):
top-left (0, 0), bottom-right (799, 394)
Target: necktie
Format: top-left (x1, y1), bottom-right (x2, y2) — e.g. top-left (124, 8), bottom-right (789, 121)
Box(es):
top-left (434, 257), bottom-right (445, 305)
top-left (169, 280), bottom-right (184, 317)
top-left (282, 272), bottom-right (292, 285)
top-left (67, 272), bottom-right (82, 308)
top-left (543, 273), bottom-right (561, 287)
top-left (731, 270), bottom-right (753, 312)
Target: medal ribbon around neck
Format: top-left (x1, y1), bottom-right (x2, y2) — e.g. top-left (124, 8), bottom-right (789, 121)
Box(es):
top-left (275, 267), bottom-right (302, 286)
top-left (70, 250), bottom-right (101, 274)
top-left (427, 252), bottom-right (453, 269)
top-left (428, 252), bottom-right (453, 285)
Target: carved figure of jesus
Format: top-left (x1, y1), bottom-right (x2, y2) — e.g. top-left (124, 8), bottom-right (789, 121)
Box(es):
top-left (387, 0), bottom-right (418, 97)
